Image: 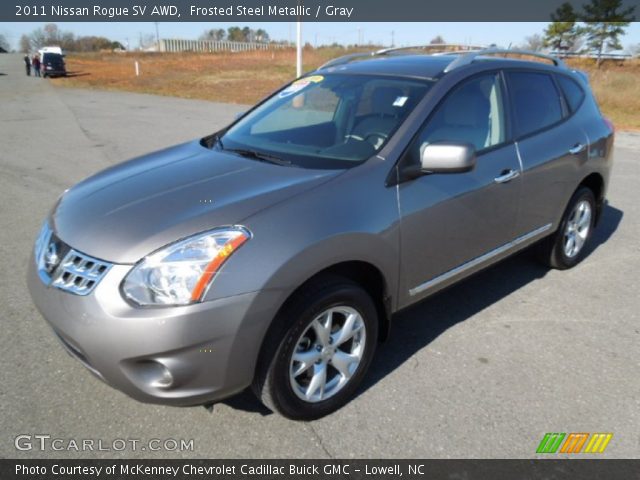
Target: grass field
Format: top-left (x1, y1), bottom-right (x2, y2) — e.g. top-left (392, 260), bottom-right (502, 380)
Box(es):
top-left (51, 49), bottom-right (640, 130)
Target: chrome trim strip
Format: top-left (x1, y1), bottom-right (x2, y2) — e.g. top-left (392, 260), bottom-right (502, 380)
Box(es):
top-left (409, 223), bottom-right (552, 297)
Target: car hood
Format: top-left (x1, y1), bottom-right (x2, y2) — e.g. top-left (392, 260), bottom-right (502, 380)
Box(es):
top-left (52, 140), bottom-right (340, 263)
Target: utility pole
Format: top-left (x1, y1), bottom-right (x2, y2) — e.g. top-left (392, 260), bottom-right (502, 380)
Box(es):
top-left (296, 20), bottom-right (302, 77)
top-left (154, 22), bottom-right (160, 51)
top-left (391, 31), bottom-right (395, 47)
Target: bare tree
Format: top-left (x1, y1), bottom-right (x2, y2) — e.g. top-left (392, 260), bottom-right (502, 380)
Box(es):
top-left (0, 33), bottom-right (10, 52)
top-left (139, 33), bottom-right (156, 50)
top-left (200, 28), bottom-right (226, 41)
top-left (430, 35), bottom-right (445, 45)
top-left (19, 34), bottom-right (31, 53)
top-left (627, 43), bottom-right (640, 57)
top-left (522, 33), bottom-right (544, 51)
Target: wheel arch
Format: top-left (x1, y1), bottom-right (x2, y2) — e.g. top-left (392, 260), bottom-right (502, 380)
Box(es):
top-left (578, 172), bottom-right (605, 225)
top-left (251, 259), bottom-right (393, 392)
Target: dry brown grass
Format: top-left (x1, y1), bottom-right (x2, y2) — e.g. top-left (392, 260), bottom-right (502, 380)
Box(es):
top-left (51, 48), bottom-right (352, 104)
top-left (51, 50), bottom-right (640, 130)
top-left (566, 58), bottom-right (640, 131)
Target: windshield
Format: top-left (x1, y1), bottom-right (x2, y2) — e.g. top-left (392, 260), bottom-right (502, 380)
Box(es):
top-left (219, 73), bottom-right (433, 169)
top-left (43, 54), bottom-right (63, 64)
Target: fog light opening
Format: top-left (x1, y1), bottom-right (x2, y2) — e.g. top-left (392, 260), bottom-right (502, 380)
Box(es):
top-left (136, 360), bottom-right (174, 389)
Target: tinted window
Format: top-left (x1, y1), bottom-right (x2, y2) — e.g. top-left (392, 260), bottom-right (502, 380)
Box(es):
top-left (412, 73), bottom-right (506, 154)
top-left (557, 75), bottom-right (586, 113)
top-left (222, 74), bottom-right (432, 169)
top-left (507, 72), bottom-right (563, 137)
top-left (43, 54), bottom-right (63, 64)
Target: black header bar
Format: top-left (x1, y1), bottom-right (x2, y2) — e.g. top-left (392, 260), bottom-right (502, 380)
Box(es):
top-left (1, 459), bottom-right (638, 480)
top-left (4, 0), bottom-right (639, 22)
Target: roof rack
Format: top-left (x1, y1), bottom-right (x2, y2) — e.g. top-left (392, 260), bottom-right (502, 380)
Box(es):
top-left (443, 48), bottom-right (566, 73)
top-left (318, 44), bottom-right (484, 70)
top-left (317, 46), bottom-right (566, 74)
top-left (375, 44), bottom-right (485, 55)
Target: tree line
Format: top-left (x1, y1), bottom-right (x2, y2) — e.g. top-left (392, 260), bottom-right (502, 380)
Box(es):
top-left (199, 26), bottom-right (271, 43)
top-left (19, 24), bottom-right (124, 53)
top-left (523, 0), bottom-right (636, 65)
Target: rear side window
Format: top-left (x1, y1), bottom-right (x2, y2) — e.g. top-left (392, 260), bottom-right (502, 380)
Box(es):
top-left (557, 75), bottom-right (586, 113)
top-left (507, 72), bottom-right (563, 137)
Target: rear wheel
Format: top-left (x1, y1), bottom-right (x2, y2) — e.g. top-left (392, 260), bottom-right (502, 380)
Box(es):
top-left (538, 187), bottom-right (596, 269)
top-left (253, 276), bottom-right (378, 420)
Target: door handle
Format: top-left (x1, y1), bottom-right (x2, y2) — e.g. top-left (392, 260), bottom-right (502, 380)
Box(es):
top-left (494, 169), bottom-right (520, 184)
top-left (569, 143), bottom-right (586, 155)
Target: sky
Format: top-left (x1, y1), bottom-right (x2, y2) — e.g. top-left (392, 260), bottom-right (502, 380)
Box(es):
top-left (1, 22), bottom-right (639, 51)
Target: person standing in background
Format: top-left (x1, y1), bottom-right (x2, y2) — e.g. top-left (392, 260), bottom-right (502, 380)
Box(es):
top-left (23, 54), bottom-right (31, 76)
top-left (32, 55), bottom-right (41, 77)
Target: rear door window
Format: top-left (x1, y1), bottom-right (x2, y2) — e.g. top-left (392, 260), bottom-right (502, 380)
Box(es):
top-left (556, 75), bottom-right (586, 113)
top-left (506, 72), bottom-right (563, 137)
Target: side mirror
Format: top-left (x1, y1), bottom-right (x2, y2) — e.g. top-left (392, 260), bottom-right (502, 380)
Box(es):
top-left (401, 141), bottom-right (477, 181)
top-left (419, 141), bottom-right (476, 174)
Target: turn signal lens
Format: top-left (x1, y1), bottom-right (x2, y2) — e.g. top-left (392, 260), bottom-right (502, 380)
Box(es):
top-left (122, 227), bottom-right (250, 306)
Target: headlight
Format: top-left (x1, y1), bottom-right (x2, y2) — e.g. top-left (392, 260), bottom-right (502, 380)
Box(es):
top-left (122, 227), bottom-right (251, 306)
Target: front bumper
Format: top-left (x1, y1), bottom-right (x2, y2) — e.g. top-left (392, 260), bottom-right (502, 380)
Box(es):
top-left (27, 254), bottom-right (281, 406)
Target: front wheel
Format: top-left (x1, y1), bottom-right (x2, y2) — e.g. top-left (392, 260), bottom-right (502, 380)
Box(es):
top-left (538, 187), bottom-right (596, 269)
top-left (253, 276), bottom-right (378, 420)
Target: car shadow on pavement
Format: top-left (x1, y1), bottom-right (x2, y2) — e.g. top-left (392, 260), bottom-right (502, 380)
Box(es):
top-left (220, 204), bottom-right (623, 417)
top-left (64, 72), bottom-right (91, 78)
top-left (359, 203), bottom-right (623, 397)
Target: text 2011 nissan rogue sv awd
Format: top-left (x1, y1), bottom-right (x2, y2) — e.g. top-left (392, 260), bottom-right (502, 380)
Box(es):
top-left (28, 48), bottom-right (614, 419)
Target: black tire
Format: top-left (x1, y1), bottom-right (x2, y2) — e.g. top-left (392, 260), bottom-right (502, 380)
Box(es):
top-left (537, 186), bottom-right (596, 269)
top-left (252, 275), bottom-right (378, 420)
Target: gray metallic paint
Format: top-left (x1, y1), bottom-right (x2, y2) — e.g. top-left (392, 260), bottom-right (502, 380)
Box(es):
top-left (28, 55), bottom-right (614, 406)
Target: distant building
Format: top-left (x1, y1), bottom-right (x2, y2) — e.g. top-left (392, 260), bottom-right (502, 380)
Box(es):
top-left (158, 38), bottom-right (286, 53)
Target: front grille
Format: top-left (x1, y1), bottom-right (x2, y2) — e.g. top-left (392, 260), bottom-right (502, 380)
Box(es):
top-left (35, 222), bottom-right (112, 296)
top-left (51, 250), bottom-right (111, 295)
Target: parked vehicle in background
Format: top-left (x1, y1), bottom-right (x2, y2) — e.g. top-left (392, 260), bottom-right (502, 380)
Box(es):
top-left (41, 52), bottom-right (66, 77)
top-left (38, 45), bottom-right (64, 58)
top-left (28, 47), bottom-right (614, 420)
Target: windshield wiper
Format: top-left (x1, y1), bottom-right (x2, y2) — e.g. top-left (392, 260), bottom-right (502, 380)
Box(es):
top-left (225, 148), bottom-right (291, 166)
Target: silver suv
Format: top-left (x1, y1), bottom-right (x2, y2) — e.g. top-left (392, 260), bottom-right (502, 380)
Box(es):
top-left (28, 48), bottom-right (614, 419)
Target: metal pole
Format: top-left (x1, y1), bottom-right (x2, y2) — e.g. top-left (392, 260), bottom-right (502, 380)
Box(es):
top-left (154, 22), bottom-right (160, 51)
top-left (296, 20), bottom-right (302, 77)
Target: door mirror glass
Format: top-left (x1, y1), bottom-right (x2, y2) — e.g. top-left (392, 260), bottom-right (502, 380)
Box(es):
top-left (419, 141), bottom-right (476, 173)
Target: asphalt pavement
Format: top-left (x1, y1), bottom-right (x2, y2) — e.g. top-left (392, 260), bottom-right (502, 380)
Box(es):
top-left (1, 53), bottom-right (639, 459)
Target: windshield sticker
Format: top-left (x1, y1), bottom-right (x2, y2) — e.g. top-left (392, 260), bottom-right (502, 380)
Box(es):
top-left (393, 96), bottom-right (408, 107)
top-left (278, 75), bottom-right (324, 98)
top-left (305, 75), bottom-right (324, 83)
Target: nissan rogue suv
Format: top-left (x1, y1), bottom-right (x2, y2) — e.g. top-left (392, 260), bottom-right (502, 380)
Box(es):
top-left (28, 48), bottom-right (614, 420)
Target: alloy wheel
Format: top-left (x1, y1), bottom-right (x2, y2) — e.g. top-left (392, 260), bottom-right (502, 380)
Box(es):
top-left (289, 306), bottom-right (366, 403)
top-left (563, 199), bottom-right (592, 258)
